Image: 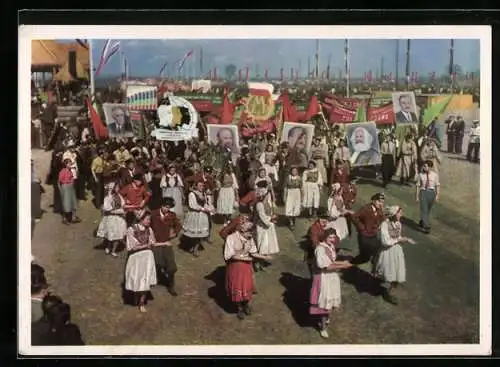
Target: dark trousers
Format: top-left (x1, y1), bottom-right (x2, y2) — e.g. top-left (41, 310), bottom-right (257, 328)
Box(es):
top-left (381, 154), bottom-right (395, 186)
top-left (455, 134), bottom-right (464, 154)
top-left (351, 234), bottom-right (380, 265)
top-left (466, 143), bottom-right (480, 163)
top-left (419, 189), bottom-right (436, 229)
top-left (447, 133), bottom-right (456, 153)
top-left (31, 182), bottom-right (42, 219)
top-left (93, 173), bottom-right (104, 208)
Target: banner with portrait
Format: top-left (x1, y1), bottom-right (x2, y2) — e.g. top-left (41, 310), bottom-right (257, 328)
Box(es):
top-left (345, 122), bottom-right (382, 167)
top-left (392, 91), bottom-right (419, 124)
top-left (102, 103), bottom-right (136, 139)
top-left (279, 122), bottom-right (315, 167)
top-left (126, 85), bottom-right (158, 111)
top-left (152, 95), bottom-right (199, 141)
top-left (206, 124), bottom-right (240, 154)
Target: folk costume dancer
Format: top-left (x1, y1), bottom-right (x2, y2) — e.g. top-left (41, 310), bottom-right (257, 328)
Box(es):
top-left (62, 141), bottom-right (83, 200)
top-left (395, 134), bottom-right (418, 185)
top-left (309, 228), bottom-right (352, 339)
top-left (120, 174), bottom-right (151, 214)
top-left (185, 166), bottom-right (216, 246)
top-left (253, 181), bottom-right (279, 271)
top-left (96, 182), bottom-right (127, 257)
top-left (219, 213), bottom-right (251, 241)
top-left (350, 193), bottom-right (385, 266)
top-left (284, 166), bottom-right (302, 230)
top-left (306, 215), bottom-right (330, 278)
top-left (415, 160), bottom-right (440, 234)
top-left (183, 180), bottom-right (214, 257)
top-left (124, 211), bottom-right (157, 313)
top-left (326, 183), bottom-right (353, 241)
top-left (311, 136), bottom-right (329, 192)
top-left (380, 133), bottom-right (397, 187)
top-left (216, 166), bottom-right (239, 225)
top-left (224, 221), bottom-right (272, 320)
top-left (374, 205), bottom-right (416, 305)
top-left (160, 164), bottom-right (185, 218)
top-left (302, 160), bottom-right (323, 219)
top-left (58, 158), bottom-right (81, 225)
top-left (259, 143), bottom-right (279, 186)
top-left (150, 197), bottom-right (182, 296)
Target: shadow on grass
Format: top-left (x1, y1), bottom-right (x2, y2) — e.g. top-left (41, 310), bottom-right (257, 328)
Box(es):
top-left (401, 216), bottom-right (424, 232)
top-left (279, 272), bottom-right (315, 328)
top-left (341, 266), bottom-right (382, 297)
top-left (355, 178), bottom-right (385, 189)
top-left (204, 265), bottom-right (236, 314)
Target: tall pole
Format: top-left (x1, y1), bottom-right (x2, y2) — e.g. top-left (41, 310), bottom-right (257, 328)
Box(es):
top-left (315, 39), bottom-right (320, 79)
top-left (89, 39), bottom-right (95, 97)
top-left (307, 56), bottom-right (311, 78)
top-left (395, 39), bottom-right (399, 89)
top-left (380, 57), bottom-right (384, 82)
top-left (405, 39), bottom-right (411, 90)
top-left (298, 59), bottom-right (302, 80)
top-left (344, 39), bottom-right (350, 97)
top-left (449, 39), bottom-right (455, 92)
top-left (200, 47), bottom-right (203, 76)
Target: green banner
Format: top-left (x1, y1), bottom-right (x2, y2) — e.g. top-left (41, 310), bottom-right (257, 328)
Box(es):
top-left (175, 93), bottom-right (223, 105)
top-left (422, 95), bottom-right (453, 127)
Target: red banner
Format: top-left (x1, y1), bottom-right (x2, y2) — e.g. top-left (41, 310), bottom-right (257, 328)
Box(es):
top-left (190, 100), bottom-right (216, 113)
top-left (327, 104), bottom-right (357, 123)
top-left (367, 103), bottom-right (395, 124)
top-left (323, 94), bottom-right (361, 109)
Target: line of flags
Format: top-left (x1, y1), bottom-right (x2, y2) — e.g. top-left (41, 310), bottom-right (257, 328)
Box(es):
top-left (95, 39), bottom-right (120, 77)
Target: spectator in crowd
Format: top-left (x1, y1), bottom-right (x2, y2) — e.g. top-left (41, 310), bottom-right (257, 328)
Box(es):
top-left (31, 263), bottom-right (49, 323)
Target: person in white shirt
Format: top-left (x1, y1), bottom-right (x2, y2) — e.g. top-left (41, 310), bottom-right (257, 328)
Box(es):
top-left (415, 160), bottom-right (441, 234)
top-left (466, 120), bottom-right (480, 163)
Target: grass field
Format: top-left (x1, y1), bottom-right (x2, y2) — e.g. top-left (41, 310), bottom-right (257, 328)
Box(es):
top-left (30, 146), bottom-right (480, 346)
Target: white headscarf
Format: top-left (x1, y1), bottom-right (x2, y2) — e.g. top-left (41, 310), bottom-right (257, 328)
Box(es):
top-left (384, 205), bottom-right (400, 217)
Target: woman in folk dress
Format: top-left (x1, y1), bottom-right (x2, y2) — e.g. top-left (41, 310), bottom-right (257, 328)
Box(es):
top-left (216, 165), bottom-right (239, 225)
top-left (374, 205), bottom-right (415, 305)
top-left (302, 160), bottom-right (323, 219)
top-left (254, 167), bottom-right (275, 203)
top-left (259, 143), bottom-right (279, 185)
top-left (96, 181), bottom-right (127, 257)
top-left (183, 180), bottom-right (215, 257)
top-left (124, 210), bottom-right (157, 313)
top-left (160, 164), bottom-right (184, 218)
top-left (224, 221), bottom-right (272, 320)
top-left (309, 228), bottom-right (352, 339)
top-left (58, 158), bottom-right (81, 225)
top-left (253, 181), bottom-right (279, 271)
top-left (284, 166), bottom-right (302, 230)
top-left (326, 183), bottom-right (353, 241)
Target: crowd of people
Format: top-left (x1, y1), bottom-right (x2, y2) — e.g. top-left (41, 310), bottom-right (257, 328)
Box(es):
top-left (37, 79), bottom-right (493, 342)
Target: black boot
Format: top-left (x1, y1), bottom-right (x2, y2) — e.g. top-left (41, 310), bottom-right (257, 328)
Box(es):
top-left (382, 286), bottom-right (398, 305)
top-left (243, 301), bottom-right (252, 315)
top-left (167, 272), bottom-right (178, 296)
top-left (237, 303), bottom-right (245, 320)
top-left (62, 212), bottom-right (70, 225)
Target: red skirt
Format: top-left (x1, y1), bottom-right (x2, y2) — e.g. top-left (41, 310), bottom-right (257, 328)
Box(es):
top-left (226, 260), bottom-right (254, 303)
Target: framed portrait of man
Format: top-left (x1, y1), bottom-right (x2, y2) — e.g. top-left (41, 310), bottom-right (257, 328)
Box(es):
top-left (206, 124), bottom-right (240, 154)
top-left (102, 103), bottom-right (135, 139)
top-left (279, 122), bottom-right (315, 168)
top-left (392, 92), bottom-right (419, 124)
top-left (345, 122), bottom-right (382, 166)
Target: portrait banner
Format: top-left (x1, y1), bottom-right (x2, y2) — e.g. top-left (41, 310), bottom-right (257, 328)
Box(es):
top-left (206, 124), bottom-right (240, 154)
top-left (126, 85), bottom-right (158, 111)
top-left (280, 121), bottom-right (315, 153)
top-left (345, 121), bottom-right (382, 167)
top-left (392, 91), bottom-right (419, 124)
top-left (152, 95), bottom-right (199, 141)
top-left (102, 103), bottom-right (136, 139)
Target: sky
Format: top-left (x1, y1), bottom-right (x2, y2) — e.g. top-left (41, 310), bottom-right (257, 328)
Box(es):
top-left (61, 39), bottom-right (480, 78)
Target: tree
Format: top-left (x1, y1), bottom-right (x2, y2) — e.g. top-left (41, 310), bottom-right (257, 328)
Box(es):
top-left (225, 64), bottom-right (237, 80)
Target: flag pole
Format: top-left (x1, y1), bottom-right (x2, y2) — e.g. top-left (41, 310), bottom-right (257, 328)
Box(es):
top-left (89, 39), bottom-right (95, 97)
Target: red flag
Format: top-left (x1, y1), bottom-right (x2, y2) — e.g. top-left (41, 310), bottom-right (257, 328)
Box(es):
top-left (85, 97), bottom-right (108, 139)
top-left (278, 90), bottom-right (299, 122)
top-left (221, 89), bottom-right (235, 124)
top-left (245, 66), bottom-right (249, 81)
top-left (305, 94), bottom-right (321, 120)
